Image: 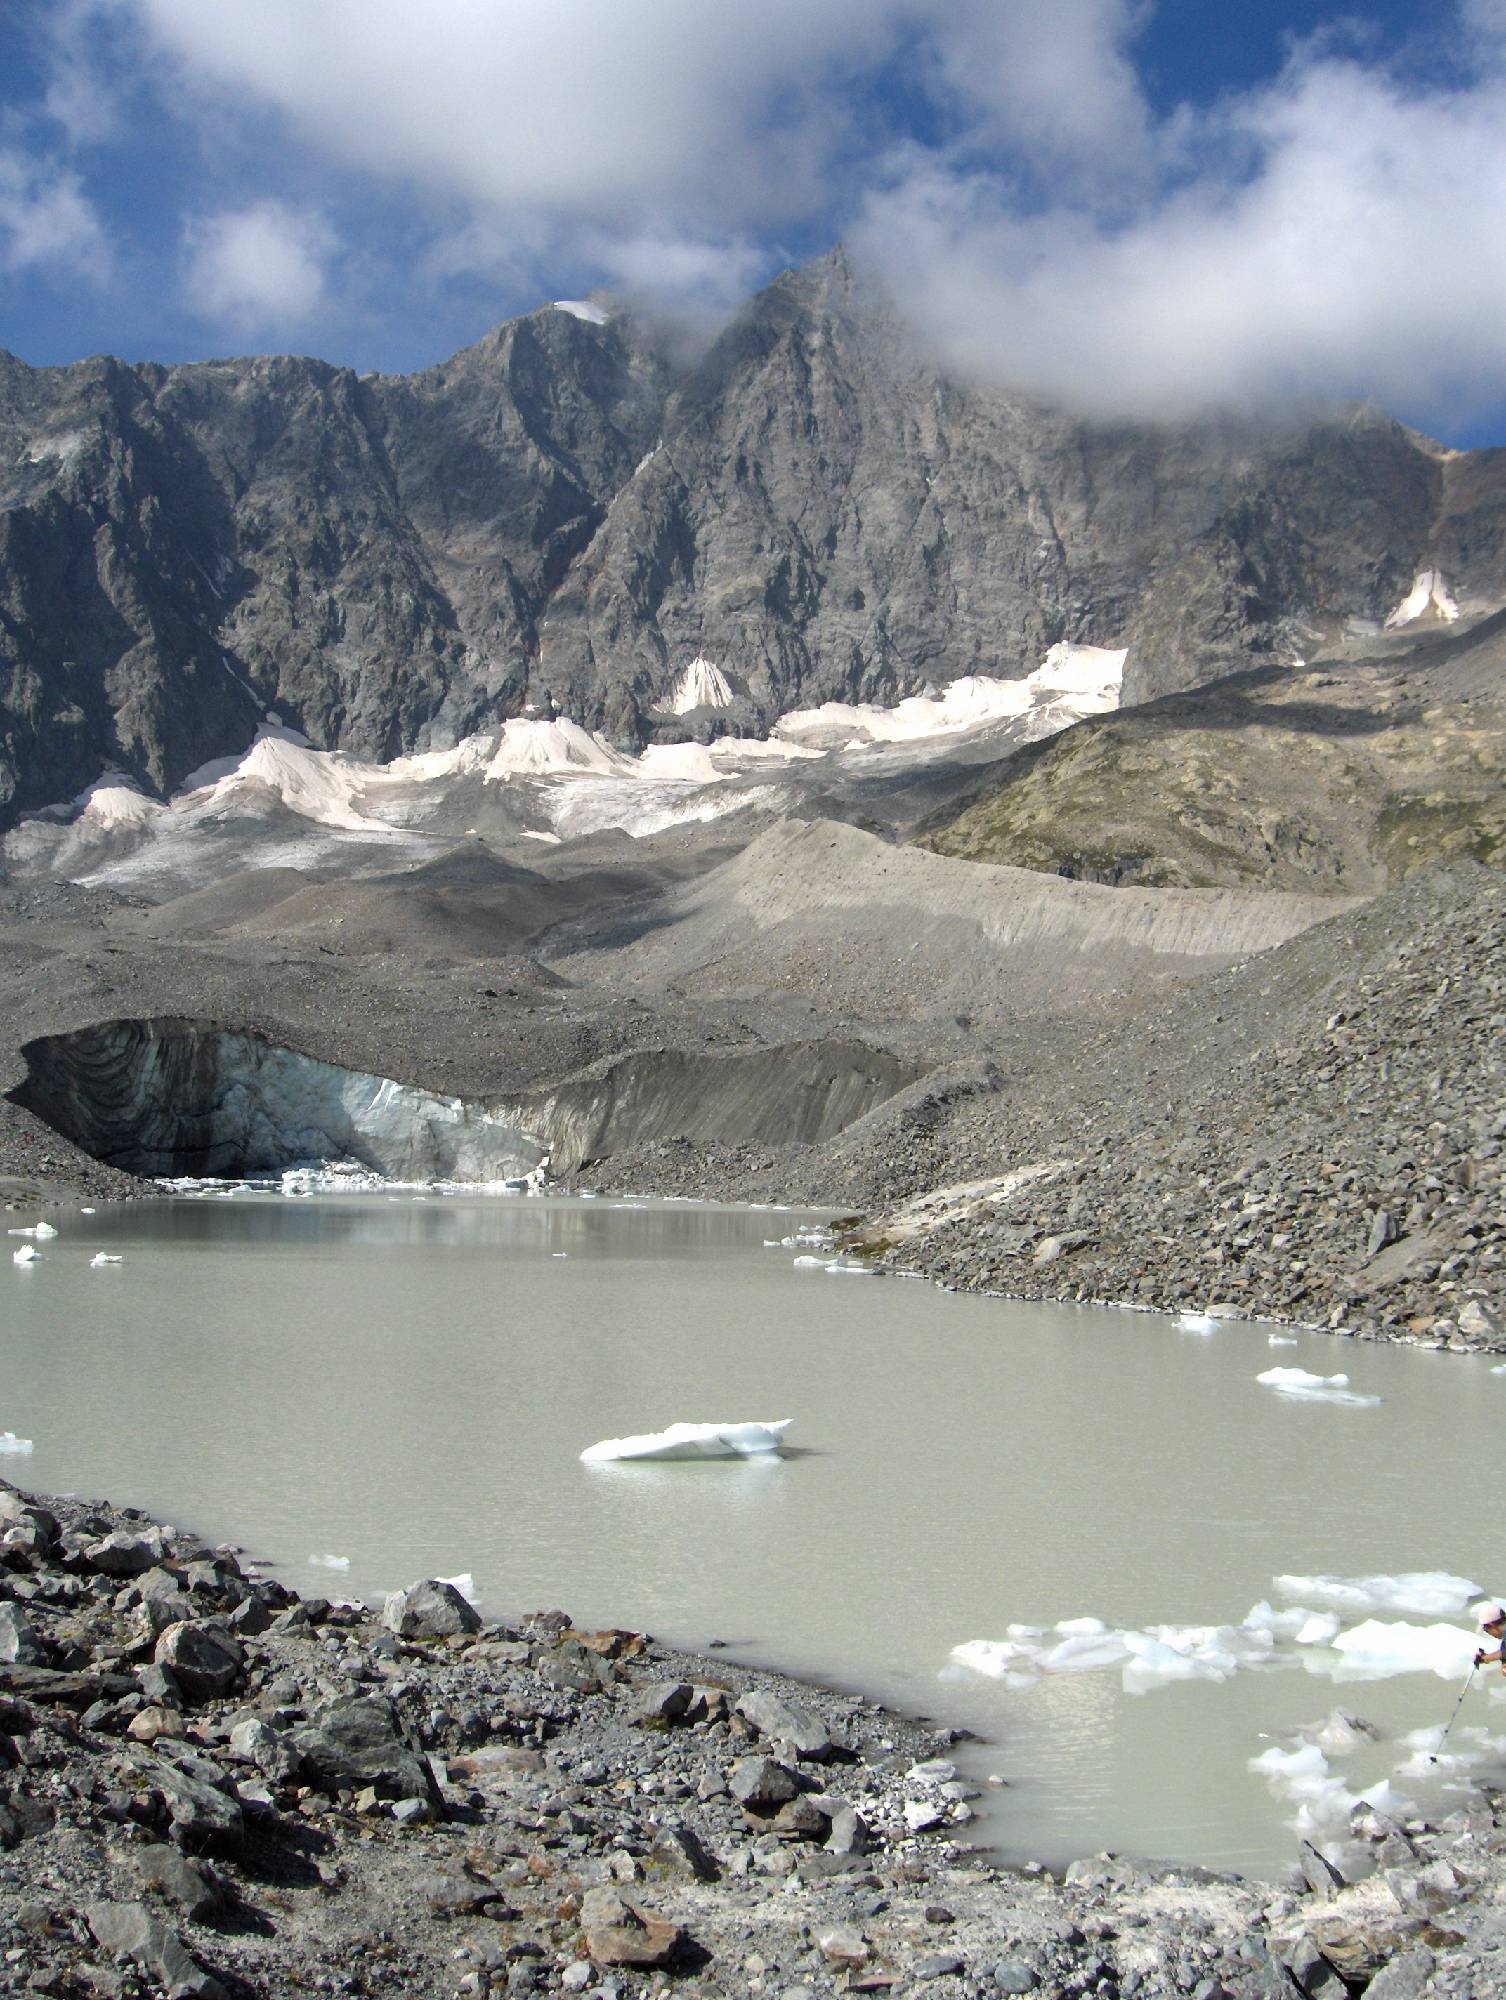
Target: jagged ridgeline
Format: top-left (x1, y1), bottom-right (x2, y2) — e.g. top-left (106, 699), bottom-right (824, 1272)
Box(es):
top-left (5, 245), bottom-right (1506, 828)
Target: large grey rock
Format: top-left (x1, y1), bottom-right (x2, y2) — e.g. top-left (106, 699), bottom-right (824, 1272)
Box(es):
top-left (85, 1899), bottom-right (225, 2000)
top-left (0, 1492), bottom-right (57, 1540)
top-left (629, 1680), bottom-right (694, 1726)
top-left (728, 1754), bottom-right (803, 1810)
top-left (227, 1715), bottom-right (299, 1782)
top-left (288, 1696), bottom-right (439, 1805)
top-left (146, 1757), bottom-right (245, 1854)
top-left (84, 1531), bottom-right (162, 1577)
top-left (381, 1579), bottom-right (482, 1640)
top-left (153, 1622), bottom-right (243, 1702)
top-left (1365, 1947), bottom-right (1435, 1999)
top-left (136, 1846), bottom-right (226, 1923)
top-left (0, 1603), bottom-right (48, 1666)
top-left (734, 1690), bottom-right (839, 1760)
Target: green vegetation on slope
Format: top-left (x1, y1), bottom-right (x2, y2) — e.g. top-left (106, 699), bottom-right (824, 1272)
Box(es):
top-left (918, 651), bottom-right (1506, 893)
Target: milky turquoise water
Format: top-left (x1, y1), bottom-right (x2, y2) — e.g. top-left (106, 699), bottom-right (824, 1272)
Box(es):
top-left (5, 1191), bottom-right (1502, 1876)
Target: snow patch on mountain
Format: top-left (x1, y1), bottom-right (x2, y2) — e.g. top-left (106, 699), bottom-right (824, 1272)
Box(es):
top-left (553, 300), bottom-right (610, 325)
top-left (660, 656), bottom-right (735, 715)
top-left (773, 643), bottom-right (1125, 747)
top-left (1384, 569), bottom-right (1459, 629)
top-left (14, 642), bottom-right (1126, 870)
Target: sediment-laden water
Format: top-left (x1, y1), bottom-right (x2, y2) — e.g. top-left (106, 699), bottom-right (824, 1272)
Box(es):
top-left (5, 1191), bottom-right (1502, 1875)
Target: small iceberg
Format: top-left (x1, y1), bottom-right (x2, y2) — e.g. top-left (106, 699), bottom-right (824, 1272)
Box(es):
top-left (90, 1252), bottom-right (123, 1267)
top-left (1257, 1366), bottom-right (1381, 1407)
top-left (8, 1222), bottom-right (57, 1240)
top-left (308, 1552), bottom-right (351, 1570)
top-left (1179, 1312), bottom-right (1218, 1333)
top-left (12, 1245), bottom-right (39, 1266)
top-left (0, 1431), bottom-right (33, 1454)
top-left (581, 1419), bottom-right (793, 1463)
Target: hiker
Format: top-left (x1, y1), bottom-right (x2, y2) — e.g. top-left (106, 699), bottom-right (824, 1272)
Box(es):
top-left (1474, 1606), bottom-right (1506, 1673)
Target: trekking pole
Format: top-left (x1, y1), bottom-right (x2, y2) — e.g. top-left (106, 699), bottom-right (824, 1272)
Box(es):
top-left (1429, 1661), bottom-right (1478, 1762)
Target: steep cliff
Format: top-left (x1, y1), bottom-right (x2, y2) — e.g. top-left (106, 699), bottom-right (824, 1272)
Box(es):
top-left (4, 250), bottom-right (1503, 827)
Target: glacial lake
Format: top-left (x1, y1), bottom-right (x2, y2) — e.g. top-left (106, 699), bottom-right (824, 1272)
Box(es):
top-left (5, 1191), bottom-right (1504, 1878)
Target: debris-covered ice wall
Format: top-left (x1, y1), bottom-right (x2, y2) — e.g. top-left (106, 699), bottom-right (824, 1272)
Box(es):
top-left (10, 1018), bottom-right (549, 1181)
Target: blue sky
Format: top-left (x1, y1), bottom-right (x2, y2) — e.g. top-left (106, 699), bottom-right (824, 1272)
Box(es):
top-left (4, 1), bottom-right (1505, 443)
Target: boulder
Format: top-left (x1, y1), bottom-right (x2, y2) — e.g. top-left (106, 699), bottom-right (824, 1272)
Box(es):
top-left (579, 1886), bottom-right (683, 1969)
top-left (227, 1715), bottom-right (299, 1782)
top-left (84, 1532), bottom-right (162, 1577)
top-left (0, 1491), bottom-right (56, 1536)
top-left (381, 1579), bottom-right (482, 1639)
top-left (147, 1758), bottom-right (245, 1854)
top-left (288, 1696), bottom-right (439, 1805)
top-left (1298, 1839), bottom-right (1347, 1899)
top-left (630, 1680), bottom-right (694, 1726)
top-left (647, 1824), bottom-right (720, 1880)
top-left (817, 1926), bottom-right (871, 1969)
top-left (1458, 1297), bottom-right (1503, 1340)
top-left (136, 1847), bottom-right (226, 1923)
top-left (1365, 1947), bottom-right (1436, 1999)
top-left (735, 1690), bottom-right (840, 1760)
top-left (728, 1754), bottom-right (803, 1810)
top-left (154, 1623), bottom-right (243, 1703)
top-left (85, 1899), bottom-right (224, 2000)
top-left (0, 1603), bottom-right (48, 1667)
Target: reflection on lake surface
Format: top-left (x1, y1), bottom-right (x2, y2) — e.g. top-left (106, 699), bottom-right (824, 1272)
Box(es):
top-left (5, 1190), bottom-right (1503, 1875)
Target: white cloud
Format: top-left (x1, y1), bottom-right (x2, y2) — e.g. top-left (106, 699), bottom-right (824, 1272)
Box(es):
top-left (131, 0), bottom-right (905, 230)
top-left (68, 0), bottom-right (1506, 425)
top-left (853, 33), bottom-right (1506, 421)
top-left (0, 147), bottom-right (107, 279)
top-left (183, 200), bottom-right (335, 332)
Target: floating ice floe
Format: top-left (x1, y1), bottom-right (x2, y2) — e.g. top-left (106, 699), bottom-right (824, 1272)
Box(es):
top-left (1256, 1366), bottom-right (1381, 1407)
top-left (1330, 1619), bottom-right (1479, 1681)
top-left (1274, 1572), bottom-right (1482, 1619)
top-left (1267, 1334), bottom-right (1298, 1347)
top-left (439, 1571), bottom-right (479, 1604)
top-left (823, 1259), bottom-right (877, 1276)
top-left (1178, 1313), bottom-right (1218, 1333)
top-left (950, 1615), bottom-right (1279, 1691)
top-left (90, 1252), bottom-right (123, 1267)
top-left (8, 1222), bottom-right (57, 1239)
top-left (792, 1255), bottom-right (825, 1269)
top-left (0, 1432), bottom-right (34, 1454)
top-left (12, 1245), bottom-right (39, 1266)
top-left (580, 1419), bottom-right (793, 1463)
top-left (951, 1569), bottom-right (1505, 1696)
top-left (1249, 1740), bottom-right (1405, 1839)
top-left (309, 1553), bottom-right (351, 1570)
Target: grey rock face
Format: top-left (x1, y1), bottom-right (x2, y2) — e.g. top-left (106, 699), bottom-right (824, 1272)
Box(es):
top-left (4, 252), bottom-right (1503, 827)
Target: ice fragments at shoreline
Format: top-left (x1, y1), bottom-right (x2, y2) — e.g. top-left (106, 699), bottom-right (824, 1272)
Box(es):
top-left (580, 1419), bottom-right (793, 1463)
top-left (950, 1571), bottom-right (1501, 1693)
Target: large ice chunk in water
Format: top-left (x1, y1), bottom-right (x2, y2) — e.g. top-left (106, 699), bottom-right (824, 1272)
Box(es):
top-left (1329, 1619), bottom-right (1478, 1679)
top-left (581, 1419), bottom-right (793, 1463)
top-left (1256, 1366), bottom-right (1381, 1407)
top-left (1275, 1572), bottom-right (1481, 1619)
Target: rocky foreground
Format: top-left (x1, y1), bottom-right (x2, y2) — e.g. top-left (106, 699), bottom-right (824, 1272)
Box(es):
top-left (1, 1480), bottom-right (1504, 2000)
